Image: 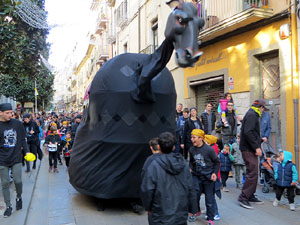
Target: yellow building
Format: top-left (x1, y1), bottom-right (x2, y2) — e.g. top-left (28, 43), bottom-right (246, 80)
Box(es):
top-left (184, 0), bottom-right (299, 169)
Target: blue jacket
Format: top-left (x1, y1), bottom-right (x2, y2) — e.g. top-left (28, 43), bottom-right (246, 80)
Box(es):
top-left (260, 112), bottom-right (271, 139)
top-left (219, 144), bottom-right (234, 172)
top-left (275, 151), bottom-right (298, 187)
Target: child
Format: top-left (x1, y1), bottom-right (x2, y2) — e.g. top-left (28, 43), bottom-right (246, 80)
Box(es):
top-left (61, 131), bottom-right (73, 168)
top-left (204, 134), bottom-right (221, 221)
top-left (273, 151), bottom-right (298, 211)
top-left (217, 93), bottom-right (236, 127)
top-left (141, 132), bottom-right (197, 225)
top-left (219, 144), bottom-right (234, 192)
top-left (45, 126), bottom-right (61, 173)
top-left (231, 134), bottom-right (246, 189)
top-left (188, 129), bottom-right (220, 225)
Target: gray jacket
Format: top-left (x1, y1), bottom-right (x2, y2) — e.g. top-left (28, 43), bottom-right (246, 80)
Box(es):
top-left (231, 142), bottom-right (245, 165)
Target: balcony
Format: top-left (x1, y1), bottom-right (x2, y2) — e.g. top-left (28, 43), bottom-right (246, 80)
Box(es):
top-left (140, 45), bottom-right (158, 55)
top-left (95, 14), bottom-right (108, 35)
top-left (197, 0), bottom-right (273, 42)
top-left (116, 0), bottom-right (128, 27)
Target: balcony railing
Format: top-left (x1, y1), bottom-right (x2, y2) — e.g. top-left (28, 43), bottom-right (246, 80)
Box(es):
top-left (197, 0), bottom-right (270, 29)
top-left (116, 0), bottom-right (127, 27)
top-left (140, 45), bottom-right (158, 55)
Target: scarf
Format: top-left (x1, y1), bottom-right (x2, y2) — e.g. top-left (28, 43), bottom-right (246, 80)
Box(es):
top-left (65, 138), bottom-right (72, 149)
top-left (251, 106), bottom-right (261, 117)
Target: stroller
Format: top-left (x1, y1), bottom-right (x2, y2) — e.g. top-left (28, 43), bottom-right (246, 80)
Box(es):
top-left (260, 141), bottom-right (279, 193)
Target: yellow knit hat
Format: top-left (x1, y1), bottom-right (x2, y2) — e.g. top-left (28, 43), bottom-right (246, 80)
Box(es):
top-left (191, 129), bottom-right (205, 138)
top-left (204, 135), bottom-right (218, 145)
top-left (24, 153), bottom-right (36, 162)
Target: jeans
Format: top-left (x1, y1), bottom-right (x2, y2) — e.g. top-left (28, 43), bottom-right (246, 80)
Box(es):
top-left (192, 176), bottom-right (215, 221)
top-left (238, 151), bottom-right (258, 201)
top-left (0, 163), bottom-right (22, 207)
top-left (49, 151), bottom-right (58, 168)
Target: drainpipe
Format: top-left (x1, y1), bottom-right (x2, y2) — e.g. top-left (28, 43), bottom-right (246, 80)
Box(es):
top-left (291, 0), bottom-right (300, 177)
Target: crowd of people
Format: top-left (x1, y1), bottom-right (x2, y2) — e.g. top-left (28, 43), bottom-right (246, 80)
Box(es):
top-left (141, 96), bottom-right (299, 225)
top-left (0, 95), bottom-right (299, 223)
top-left (0, 103), bottom-right (83, 217)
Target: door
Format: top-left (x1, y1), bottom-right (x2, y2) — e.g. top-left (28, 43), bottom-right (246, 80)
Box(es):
top-left (261, 54), bottom-right (281, 150)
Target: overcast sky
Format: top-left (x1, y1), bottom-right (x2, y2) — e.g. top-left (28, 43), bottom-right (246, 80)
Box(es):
top-left (45, 0), bottom-right (96, 70)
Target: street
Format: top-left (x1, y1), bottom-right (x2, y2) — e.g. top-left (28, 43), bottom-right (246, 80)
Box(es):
top-left (1, 155), bottom-right (299, 225)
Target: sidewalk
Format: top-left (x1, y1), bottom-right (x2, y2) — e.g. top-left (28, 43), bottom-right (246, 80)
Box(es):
top-left (0, 159), bottom-right (41, 225)
top-left (1, 155), bottom-right (300, 225)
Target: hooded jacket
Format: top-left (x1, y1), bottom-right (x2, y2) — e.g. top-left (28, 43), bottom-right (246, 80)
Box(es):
top-left (274, 151), bottom-right (298, 187)
top-left (219, 144), bottom-right (234, 172)
top-left (23, 119), bottom-right (40, 144)
top-left (140, 153), bottom-right (197, 225)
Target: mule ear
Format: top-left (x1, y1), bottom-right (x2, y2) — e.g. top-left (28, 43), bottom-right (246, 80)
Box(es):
top-left (166, 0), bottom-right (183, 9)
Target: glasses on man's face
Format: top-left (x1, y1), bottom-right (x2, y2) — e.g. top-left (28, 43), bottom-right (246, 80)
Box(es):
top-left (227, 104), bottom-right (234, 107)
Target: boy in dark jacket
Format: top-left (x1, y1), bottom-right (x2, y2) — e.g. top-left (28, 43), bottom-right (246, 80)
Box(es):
top-left (60, 131), bottom-right (73, 168)
top-left (23, 113), bottom-right (40, 171)
top-left (140, 132), bottom-right (197, 225)
top-left (45, 126), bottom-right (61, 173)
top-left (188, 129), bottom-right (220, 225)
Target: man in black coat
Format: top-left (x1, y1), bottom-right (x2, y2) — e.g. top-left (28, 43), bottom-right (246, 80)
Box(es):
top-left (140, 132), bottom-right (197, 225)
top-left (238, 99), bottom-right (267, 209)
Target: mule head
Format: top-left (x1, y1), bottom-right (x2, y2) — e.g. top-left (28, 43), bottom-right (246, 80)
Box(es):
top-left (165, 0), bottom-right (204, 68)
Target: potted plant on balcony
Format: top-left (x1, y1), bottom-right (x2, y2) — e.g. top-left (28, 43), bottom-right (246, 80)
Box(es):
top-left (245, 0), bottom-right (268, 8)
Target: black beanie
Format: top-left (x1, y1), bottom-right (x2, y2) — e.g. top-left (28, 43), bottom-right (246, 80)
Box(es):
top-left (23, 113), bottom-right (31, 119)
top-left (0, 103), bottom-right (12, 112)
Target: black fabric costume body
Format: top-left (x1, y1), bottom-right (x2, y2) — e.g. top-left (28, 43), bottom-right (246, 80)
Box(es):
top-left (68, 1), bottom-right (204, 199)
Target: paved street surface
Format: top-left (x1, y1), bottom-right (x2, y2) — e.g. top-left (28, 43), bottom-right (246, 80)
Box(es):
top-left (1, 154), bottom-right (299, 225)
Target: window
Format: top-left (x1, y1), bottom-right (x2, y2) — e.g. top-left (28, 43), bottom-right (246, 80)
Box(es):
top-left (152, 21), bottom-right (158, 51)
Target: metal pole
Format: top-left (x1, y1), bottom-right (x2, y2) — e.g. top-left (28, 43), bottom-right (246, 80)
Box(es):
top-left (294, 99), bottom-right (299, 178)
top-left (35, 79), bottom-right (38, 113)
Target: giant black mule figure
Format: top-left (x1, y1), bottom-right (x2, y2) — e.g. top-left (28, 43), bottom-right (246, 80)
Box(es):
top-left (68, 0), bottom-right (204, 201)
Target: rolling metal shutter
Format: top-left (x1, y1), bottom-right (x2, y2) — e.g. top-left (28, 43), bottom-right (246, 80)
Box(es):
top-left (195, 77), bottom-right (224, 115)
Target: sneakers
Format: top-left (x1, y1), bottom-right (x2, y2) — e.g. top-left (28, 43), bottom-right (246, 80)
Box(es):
top-left (4, 206), bottom-right (12, 218)
top-left (223, 187), bottom-right (229, 192)
top-left (53, 168), bottom-right (59, 173)
top-left (207, 220), bottom-right (214, 225)
top-left (188, 214), bottom-right (196, 222)
top-left (249, 196), bottom-right (264, 204)
top-left (239, 199), bottom-right (253, 209)
top-left (214, 213), bottom-right (220, 221)
top-left (205, 213), bottom-right (220, 221)
top-left (273, 198), bottom-right (279, 207)
top-left (289, 203), bottom-right (295, 211)
top-left (188, 212), bottom-right (200, 222)
top-left (16, 198), bottom-right (22, 210)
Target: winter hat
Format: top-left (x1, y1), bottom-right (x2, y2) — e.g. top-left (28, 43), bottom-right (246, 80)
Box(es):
top-left (62, 121), bottom-right (68, 125)
top-left (23, 113), bottom-right (31, 119)
top-left (0, 103), bottom-right (12, 112)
